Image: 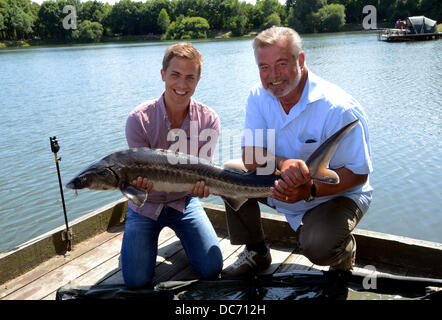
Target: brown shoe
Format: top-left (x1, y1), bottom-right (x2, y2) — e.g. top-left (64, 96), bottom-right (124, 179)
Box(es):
top-left (221, 247), bottom-right (272, 279)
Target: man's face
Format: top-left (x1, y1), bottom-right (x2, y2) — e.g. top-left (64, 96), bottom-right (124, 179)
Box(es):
top-left (161, 57), bottom-right (201, 107)
top-left (256, 41), bottom-right (303, 98)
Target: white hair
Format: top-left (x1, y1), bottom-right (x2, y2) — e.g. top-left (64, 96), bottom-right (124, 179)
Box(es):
top-left (253, 26), bottom-right (302, 61)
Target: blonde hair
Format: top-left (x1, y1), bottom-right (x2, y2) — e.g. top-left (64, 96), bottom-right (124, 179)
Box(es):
top-left (162, 42), bottom-right (202, 76)
top-left (253, 26), bottom-right (302, 60)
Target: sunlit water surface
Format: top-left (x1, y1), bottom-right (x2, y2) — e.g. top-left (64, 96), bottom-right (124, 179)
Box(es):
top-left (1, 33), bottom-right (441, 253)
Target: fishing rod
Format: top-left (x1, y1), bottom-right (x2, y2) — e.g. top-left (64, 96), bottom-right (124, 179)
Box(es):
top-left (50, 136), bottom-right (72, 251)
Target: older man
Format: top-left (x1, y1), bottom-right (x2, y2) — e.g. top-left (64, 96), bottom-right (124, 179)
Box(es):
top-left (221, 26), bottom-right (373, 278)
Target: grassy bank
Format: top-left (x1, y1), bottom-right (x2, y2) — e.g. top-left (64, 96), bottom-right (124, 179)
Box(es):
top-left (1, 22), bottom-right (425, 49)
top-left (0, 31), bottom-right (256, 48)
top-left (0, 23), bottom-right (378, 49)
top-left (438, 23), bottom-right (442, 32)
top-left (0, 40), bottom-right (31, 48)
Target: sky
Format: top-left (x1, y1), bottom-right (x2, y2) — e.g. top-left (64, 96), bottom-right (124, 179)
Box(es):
top-left (31, 0), bottom-right (286, 6)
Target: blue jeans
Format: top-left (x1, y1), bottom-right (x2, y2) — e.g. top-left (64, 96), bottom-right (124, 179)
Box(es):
top-left (121, 196), bottom-right (223, 288)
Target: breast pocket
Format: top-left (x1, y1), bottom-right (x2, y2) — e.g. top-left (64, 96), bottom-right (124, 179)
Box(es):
top-left (297, 141), bottom-right (320, 161)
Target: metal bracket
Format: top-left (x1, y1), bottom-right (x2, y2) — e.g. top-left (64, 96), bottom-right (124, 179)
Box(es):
top-left (61, 230), bottom-right (73, 241)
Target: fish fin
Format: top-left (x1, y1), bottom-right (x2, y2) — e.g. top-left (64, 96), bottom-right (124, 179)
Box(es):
top-left (306, 119), bottom-right (359, 184)
top-left (120, 184), bottom-right (148, 207)
top-left (222, 196), bottom-right (248, 211)
top-left (313, 167), bottom-right (340, 184)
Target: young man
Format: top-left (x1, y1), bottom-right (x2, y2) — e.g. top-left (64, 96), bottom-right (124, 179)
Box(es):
top-left (121, 43), bottom-right (223, 288)
top-left (221, 26), bottom-right (373, 278)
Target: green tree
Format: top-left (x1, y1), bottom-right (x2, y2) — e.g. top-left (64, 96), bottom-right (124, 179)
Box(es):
top-left (37, 0), bottom-right (80, 40)
top-left (37, 1), bottom-right (63, 39)
top-left (220, 0), bottom-right (249, 35)
top-left (163, 15), bottom-right (209, 40)
top-left (312, 3), bottom-right (346, 32)
top-left (79, 1), bottom-right (108, 24)
top-left (8, 5), bottom-right (34, 39)
top-left (107, 0), bottom-right (142, 35)
top-left (72, 19), bottom-right (103, 42)
top-left (419, 0), bottom-right (442, 21)
top-left (263, 12), bottom-right (281, 29)
top-left (390, 0), bottom-right (418, 22)
top-left (252, 0), bottom-right (285, 30)
top-left (0, 12), bottom-right (5, 39)
top-left (182, 16), bottom-right (209, 39)
top-left (287, 0), bottom-right (327, 33)
top-left (206, 0), bottom-right (223, 30)
top-left (138, 0), bottom-right (175, 34)
top-left (157, 7), bottom-right (170, 33)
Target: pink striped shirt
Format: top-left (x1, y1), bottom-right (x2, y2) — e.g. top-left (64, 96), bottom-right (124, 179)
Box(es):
top-left (125, 93), bottom-right (220, 220)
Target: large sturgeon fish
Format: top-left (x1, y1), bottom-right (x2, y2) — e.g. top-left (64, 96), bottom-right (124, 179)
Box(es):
top-left (66, 119), bottom-right (359, 210)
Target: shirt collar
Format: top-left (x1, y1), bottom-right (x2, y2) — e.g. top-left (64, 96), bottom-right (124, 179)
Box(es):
top-left (159, 93), bottom-right (196, 127)
top-left (263, 71), bottom-right (325, 128)
top-left (304, 71), bottom-right (325, 104)
top-left (188, 96), bottom-right (198, 121)
top-left (279, 71), bottom-right (325, 121)
top-left (158, 93), bottom-right (168, 123)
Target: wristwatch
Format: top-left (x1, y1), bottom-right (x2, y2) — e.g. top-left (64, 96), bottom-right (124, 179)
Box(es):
top-left (305, 183), bottom-right (316, 202)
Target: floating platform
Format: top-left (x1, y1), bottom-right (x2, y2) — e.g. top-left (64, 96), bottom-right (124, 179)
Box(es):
top-left (378, 29), bottom-right (441, 42)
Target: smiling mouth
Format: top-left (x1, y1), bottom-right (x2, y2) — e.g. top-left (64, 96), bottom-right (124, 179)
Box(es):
top-left (269, 80), bottom-right (284, 86)
top-left (174, 89), bottom-right (187, 96)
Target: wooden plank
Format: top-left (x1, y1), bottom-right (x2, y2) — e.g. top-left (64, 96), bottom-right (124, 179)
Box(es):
top-left (5, 227), bottom-right (177, 300)
top-left (0, 198), bottom-right (127, 286)
top-left (3, 233), bottom-right (124, 300)
top-left (205, 203), bottom-right (442, 278)
top-left (99, 229), bottom-right (184, 286)
top-left (353, 229), bottom-right (442, 278)
top-left (152, 235), bottom-right (231, 283)
top-left (310, 264), bottom-right (330, 272)
top-left (152, 249), bottom-right (187, 283)
top-left (0, 226), bottom-right (123, 299)
top-left (220, 244), bottom-right (245, 272)
top-left (169, 236), bottom-right (236, 281)
top-left (258, 245), bottom-right (293, 275)
top-left (274, 253), bottom-right (313, 273)
top-left (42, 227), bottom-right (179, 299)
top-left (42, 255), bottom-right (121, 300)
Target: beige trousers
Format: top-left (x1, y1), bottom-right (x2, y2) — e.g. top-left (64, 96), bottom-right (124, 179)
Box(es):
top-left (223, 159), bottom-right (364, 270)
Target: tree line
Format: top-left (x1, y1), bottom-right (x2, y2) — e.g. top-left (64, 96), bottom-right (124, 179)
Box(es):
top-left (0, 0), bottom-right (440, 42)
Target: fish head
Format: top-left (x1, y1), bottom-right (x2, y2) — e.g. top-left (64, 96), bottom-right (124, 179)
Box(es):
top-left (66, 164), bottom-right (118, 191)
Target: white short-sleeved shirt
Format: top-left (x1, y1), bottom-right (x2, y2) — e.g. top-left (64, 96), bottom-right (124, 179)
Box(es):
top-left (242, 71), bottom-right (373, 231)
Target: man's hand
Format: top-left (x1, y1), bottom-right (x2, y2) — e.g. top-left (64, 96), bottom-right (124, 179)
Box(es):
top-left (132, 177), bottom-right (154, 193)
top-left (271, 179), bottom-right (311, 203)
top-left (279, 159), bottom-right (310, 188)
top-left (189, 181), bottom-right (210, 198)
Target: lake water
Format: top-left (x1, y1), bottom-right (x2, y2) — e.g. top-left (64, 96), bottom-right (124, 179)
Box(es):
top-left (1, 32), bottom-right (441, 253)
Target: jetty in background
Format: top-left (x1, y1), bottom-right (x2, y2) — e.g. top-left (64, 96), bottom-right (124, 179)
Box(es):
top-left (378, 16), bottom-right (440, 42)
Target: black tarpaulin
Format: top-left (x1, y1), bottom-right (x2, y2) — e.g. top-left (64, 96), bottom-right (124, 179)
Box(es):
top-left (55, 270), bottom-right (442, 301)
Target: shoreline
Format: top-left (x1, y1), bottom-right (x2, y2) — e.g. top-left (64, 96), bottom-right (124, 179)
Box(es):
top-left (0, 24), bottom-right (376, 49)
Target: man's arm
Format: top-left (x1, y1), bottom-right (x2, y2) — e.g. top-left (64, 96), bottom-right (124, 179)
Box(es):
top-left (272, 167), bottom-right (368, 203)
top-left (243, 146), bottom-right (367, 203)
top-left (242, 146), bottom-right (310, 187)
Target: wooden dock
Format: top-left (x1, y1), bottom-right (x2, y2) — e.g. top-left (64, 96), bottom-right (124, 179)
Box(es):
top-left (378, 29), bottom-right (441, 41)
top-left (1, 199), bottom-right (441, 300)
